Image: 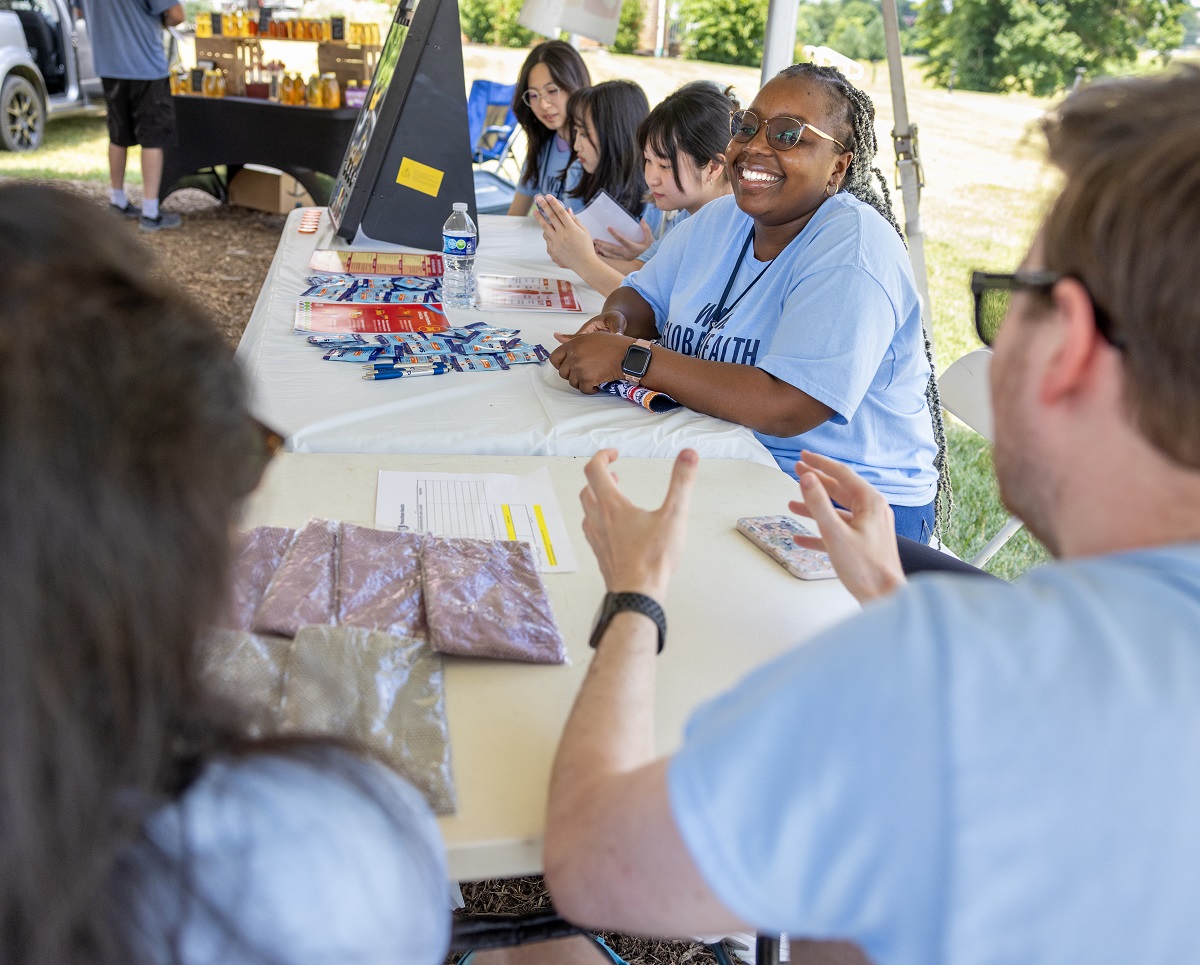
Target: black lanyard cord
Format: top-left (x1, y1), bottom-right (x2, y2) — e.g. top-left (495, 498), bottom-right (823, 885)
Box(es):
top-left (701, 228), bottom-right (778, 355)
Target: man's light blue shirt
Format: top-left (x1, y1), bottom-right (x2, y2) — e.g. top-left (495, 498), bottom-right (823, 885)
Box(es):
top-left (626, 194), bottom-right (936, 504)
top-left (669, 543), bottom-right (1200, 964)
top-left (82, 0), bottom-right (177, 80)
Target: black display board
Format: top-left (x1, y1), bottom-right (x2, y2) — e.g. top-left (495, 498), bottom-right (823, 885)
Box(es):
top-left (328, 0), bottom-right (477, 248)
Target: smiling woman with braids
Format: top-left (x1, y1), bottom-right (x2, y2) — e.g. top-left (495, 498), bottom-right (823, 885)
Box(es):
top-left (551, 64), bottom-right (947, 542)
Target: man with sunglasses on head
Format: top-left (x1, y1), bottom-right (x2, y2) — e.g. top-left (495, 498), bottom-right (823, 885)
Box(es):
top-left (541, 67), bottom-right (1200, 965)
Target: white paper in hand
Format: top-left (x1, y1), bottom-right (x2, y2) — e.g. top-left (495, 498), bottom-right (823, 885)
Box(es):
top-left (574, 191), bottom-right (643, 245)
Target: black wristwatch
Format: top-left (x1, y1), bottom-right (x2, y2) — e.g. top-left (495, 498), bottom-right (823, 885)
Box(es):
top-left (588, 592), bottom-right (667, 653)
top-left (620, 339), bottom-right (654, 385)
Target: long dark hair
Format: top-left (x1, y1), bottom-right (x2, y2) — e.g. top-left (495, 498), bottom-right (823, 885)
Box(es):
top-left (512, 40), bottom-right (591, 189)
top-left (567, 79), bottom-right (651, 218)
top-left (0, 185), bottom-right (450, 965)
top-left (638, 81), bottom-right (739, 192)
top-left (0, 183), bottom-right (268, 963)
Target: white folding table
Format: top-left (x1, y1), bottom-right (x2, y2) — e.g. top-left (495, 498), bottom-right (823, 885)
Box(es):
top-left (242, 452), bottom-right (860, 881)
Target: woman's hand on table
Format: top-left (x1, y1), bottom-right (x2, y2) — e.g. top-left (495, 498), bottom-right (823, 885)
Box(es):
top-left (533, 195), bottom-right (596, 271)
top-left (594, 220), bottom-right (654, 261)
top-left (549, 332), bottom-right (632, 393)
top-left (580, 448), bottom-right (698, 601)
top-left (788, 450), bottom-right (906, 604)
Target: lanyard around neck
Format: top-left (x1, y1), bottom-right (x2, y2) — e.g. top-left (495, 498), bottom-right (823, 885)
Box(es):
top-left (710, 229), bottom-right (775, 331)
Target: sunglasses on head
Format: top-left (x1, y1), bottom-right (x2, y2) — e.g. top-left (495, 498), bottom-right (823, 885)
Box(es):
top-left (969, 270), bottom-right (1124, 349)
top-left (728, 109), bottom-right (846, 152)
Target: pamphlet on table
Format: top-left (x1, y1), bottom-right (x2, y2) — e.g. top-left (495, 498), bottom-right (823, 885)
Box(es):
top-left (294, 300), bottom-right (449, 334)
top-left (374, 467), bottom-right (578, 572)
top-left (476, 275), bottom-right (584, 313)
top-left (308, 249), bottom-right (445, 276)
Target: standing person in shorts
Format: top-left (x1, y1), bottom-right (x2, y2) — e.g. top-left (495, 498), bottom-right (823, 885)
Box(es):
top-left (81, 0), bottom-right (185, 231)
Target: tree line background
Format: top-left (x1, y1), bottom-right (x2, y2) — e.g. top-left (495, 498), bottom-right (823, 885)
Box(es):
top-left (459, 0), bottom-right (1199, 97)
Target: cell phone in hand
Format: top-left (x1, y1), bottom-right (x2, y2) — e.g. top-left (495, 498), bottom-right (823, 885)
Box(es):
top-left (736, 515), bottom-right (837, 581)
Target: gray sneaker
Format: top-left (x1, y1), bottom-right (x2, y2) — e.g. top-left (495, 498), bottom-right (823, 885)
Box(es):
top-left (112, 202), bottom-right (142, 220)
top-left (140, 211), bottom-right (182, 231)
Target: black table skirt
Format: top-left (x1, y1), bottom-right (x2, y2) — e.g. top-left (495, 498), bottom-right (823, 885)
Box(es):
top-left (162, 95), bottom-right (360, 206)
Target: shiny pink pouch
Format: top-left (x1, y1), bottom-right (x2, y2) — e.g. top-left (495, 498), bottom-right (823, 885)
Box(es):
top-left (252, 518), bottom-right (339, 638)
top-left (336, 523), bottom-right (426, 638)
top-left (222, 526), bottom-right (297, 631)
top-left (421, 537), bottom-right (565, 664)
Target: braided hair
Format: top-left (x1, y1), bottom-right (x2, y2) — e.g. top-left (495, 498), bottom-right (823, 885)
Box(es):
top-left (778, 62), bottom-right (954, 538)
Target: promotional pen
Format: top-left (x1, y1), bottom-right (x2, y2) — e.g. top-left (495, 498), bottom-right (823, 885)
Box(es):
top-left (362, 364), bottom-right (450, 381)
top-left (362, 361), bottom-right (451, 373)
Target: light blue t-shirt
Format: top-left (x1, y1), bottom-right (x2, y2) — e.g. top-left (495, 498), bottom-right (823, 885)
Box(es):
top-left (82, 0), bottom-right (177, 80)
top-left (640, 208), bottom-right (690, 263)
top-left (669, 543), bottom-right (1200, 964)
top-left (125, 752), bottom-right (450, 965)
top-left (519, 136), bottom-right (583, 213)
top-left (626, 194), bottom-right (936, 504)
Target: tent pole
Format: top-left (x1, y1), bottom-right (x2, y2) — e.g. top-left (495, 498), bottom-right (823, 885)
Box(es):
top-left (760, 0), bottom-right (799, 89)
top-left (880, 0), bottom-right (933, 346)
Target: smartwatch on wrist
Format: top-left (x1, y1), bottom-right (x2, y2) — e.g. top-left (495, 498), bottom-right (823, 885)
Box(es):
top-left (588, 592), bottom-right (667, 654)
top-left (620, 339), bottom-right (654, 385)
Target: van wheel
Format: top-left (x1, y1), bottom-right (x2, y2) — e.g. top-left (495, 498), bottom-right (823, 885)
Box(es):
top-left (1, 75), bottom-right (45, 152)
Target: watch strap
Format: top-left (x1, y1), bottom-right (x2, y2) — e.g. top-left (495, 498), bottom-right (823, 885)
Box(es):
top-left (589, 591), bottom-right (667, 654)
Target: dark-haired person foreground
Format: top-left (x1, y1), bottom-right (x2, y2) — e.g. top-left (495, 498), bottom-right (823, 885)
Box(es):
top-left (550, 65), bottom-right (946, 543)
top-left (0, 184), bottom-right (447, 965)
top-left (540, 67), bottom-right (1200, 964)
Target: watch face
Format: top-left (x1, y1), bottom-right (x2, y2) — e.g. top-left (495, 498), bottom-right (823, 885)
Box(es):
top-left (622, 344), bottom-right (653, 379)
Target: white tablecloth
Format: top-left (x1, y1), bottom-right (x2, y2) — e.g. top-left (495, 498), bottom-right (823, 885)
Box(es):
top-left (237, 209), bottom-right (777, 466)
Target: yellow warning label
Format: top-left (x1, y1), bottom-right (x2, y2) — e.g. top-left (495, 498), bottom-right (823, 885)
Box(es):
top-left (396, 157), bottom-right (444, 197)
top-left (502, 504), bottom-right (517, 540)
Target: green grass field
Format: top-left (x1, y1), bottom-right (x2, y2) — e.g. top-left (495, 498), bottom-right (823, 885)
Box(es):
top-left (1, 47), bottom-right (1067, 578)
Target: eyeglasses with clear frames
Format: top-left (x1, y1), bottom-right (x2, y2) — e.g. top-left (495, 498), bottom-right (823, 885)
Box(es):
top-left (522, 83), bottom-right (563, 106)
top-left (728, 109), bottom-right (847, 152)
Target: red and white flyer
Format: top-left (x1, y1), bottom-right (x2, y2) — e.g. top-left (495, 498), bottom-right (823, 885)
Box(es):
top-left (475, 275), bottom-right (584, 313)
top-left (293, 300), bottom-right (449, 334)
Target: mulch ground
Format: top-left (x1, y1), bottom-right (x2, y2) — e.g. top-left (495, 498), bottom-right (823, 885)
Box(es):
top-left (32, 180), bottom-right (723, 965)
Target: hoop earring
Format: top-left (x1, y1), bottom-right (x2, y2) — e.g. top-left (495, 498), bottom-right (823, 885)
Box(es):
top-left (825, 181), bottom-right (839, 197)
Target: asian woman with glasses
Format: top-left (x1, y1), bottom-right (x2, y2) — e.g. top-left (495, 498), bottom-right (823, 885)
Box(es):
top-left (534, 81), bottom-right (739, 298)
top-left (507, 41), bottom-right (592, 217)
top-left (550, 64), bottom-right (951, 544)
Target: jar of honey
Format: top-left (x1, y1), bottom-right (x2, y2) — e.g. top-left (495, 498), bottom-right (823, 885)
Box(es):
top-left (318, 73), bottom-right (341, 110)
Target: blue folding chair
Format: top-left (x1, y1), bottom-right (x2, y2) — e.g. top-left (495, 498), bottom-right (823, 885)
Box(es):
top-left (467, 80), bottom-right (520, 175)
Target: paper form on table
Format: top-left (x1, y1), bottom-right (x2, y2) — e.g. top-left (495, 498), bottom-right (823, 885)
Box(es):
top-left (374, 467), bottom-right (578, 573)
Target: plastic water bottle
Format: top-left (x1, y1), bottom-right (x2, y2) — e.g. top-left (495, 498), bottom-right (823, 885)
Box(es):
top-left (442, 202), bottom-right (477, 309)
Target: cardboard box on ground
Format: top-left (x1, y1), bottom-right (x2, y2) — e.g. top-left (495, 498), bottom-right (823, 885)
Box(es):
top-left (229, 164), bottom-right (315, 214)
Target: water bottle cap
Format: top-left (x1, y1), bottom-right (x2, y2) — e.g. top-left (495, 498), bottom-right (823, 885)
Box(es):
top-left (452, 202), bottom-right (468, 212)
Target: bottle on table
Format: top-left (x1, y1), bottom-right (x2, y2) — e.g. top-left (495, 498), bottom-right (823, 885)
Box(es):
top-left (307, 73), bottom-right (323, 108)
top-left (319, 72), bottom-right (341, 109)
top-left (441, 202), bottom-right (477, 310)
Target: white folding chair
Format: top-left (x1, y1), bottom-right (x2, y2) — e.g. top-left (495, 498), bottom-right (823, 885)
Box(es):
top-left (938, 349), bottom-right (1024, 567)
